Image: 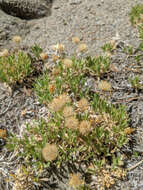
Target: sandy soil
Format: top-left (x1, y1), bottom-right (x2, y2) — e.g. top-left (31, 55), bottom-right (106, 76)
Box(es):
top-left (21, 0), bottom-right (142, 55)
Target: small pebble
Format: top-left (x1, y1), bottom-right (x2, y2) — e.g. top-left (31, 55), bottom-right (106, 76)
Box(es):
top-left (69, 0), bottom-right (82, 5)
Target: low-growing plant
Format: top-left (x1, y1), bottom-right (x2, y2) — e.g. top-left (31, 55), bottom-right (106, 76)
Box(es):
top-left (34, 58), bottom-right (88, 104)
top-left (34, 54), bottom-right (111, 106)
top-left (5, 41), bottom-right (128, 189)
top-left (6, 92), bottom-right (129, 189)
top-left (85, 55), bottom-right (110, 76)
top-left (123, 45), bottom-right (134, 55)
top-left (31, 44), bottom-right (43, 59)
top-left (0, 51), bottom-right (32, 85)
top-left (129, 4), bottom-right (143, 26)
top-left (101, 42), bottom-right (115, 53)
top-left (129, 76), bottom-right (142, 90)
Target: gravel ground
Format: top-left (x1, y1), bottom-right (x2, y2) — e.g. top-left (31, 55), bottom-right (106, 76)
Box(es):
top-left (21, 0), bottom-right (143, 55)
top-left (1, 0), bottom-right (143, 190)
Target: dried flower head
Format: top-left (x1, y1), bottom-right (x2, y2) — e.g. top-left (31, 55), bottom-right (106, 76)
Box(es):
top-left (124, 127), bottom-right (135, 135)
top-left (77, 98), bottom-right (89, 111)
top-left (48, 84), bottom-right (55, 94)
top-left (72, 36), bottom-right (80, 44)
top-left (52, 54), bottom-right (59, 62)
top-left (112, 167), bottom-right (126, 179)
top-left (0, 49), bottom-right (9, 57)
top-left (78, 43), bottom-right (87, 52)
top-left (105, 52), bottom-right (112, 57)
top-left (63, 106), bottom-right (74, 118)
top-left (49, 97), bottom-right (63, 112)
top-left (95, 113), bottom-right (116, 139)
top-left (63, 58), bottom-right (73, 69)
top-left (12, 166), bottom-right (33, 190)
top-left (69, 173), bottom-right (84, 189)
top-left (0, 129), bottom-right (7, 138)
top-left (65, 116), bottom-right (79, 130)
top-left (97, 168), bottom-right (115, 188)
top-left (12, 36), bottom-right (21, 43)
top-left (59, 93), bottom-right (71, 104)
top-left (52, 68), bottom-right (61, 76)
top-left (42, 143), bottom-right (58, 161)
top-left (49, 94), bottom-right (71, 112)
top-left (79, 120), bottom-right (91, 135)
top-left (40, 53), bottom-right (48, 61)
top-left (52, 43), bottom-right (65, 52)
top-left (98, 81), bottom-right (112, 91)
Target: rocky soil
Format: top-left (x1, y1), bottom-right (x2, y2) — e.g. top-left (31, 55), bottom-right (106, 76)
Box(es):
top-left (1, 0), bottom-right (143, 190)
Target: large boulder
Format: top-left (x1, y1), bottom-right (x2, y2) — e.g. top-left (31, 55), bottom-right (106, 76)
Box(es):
top-left (0, 0), bottom-right (53, 19)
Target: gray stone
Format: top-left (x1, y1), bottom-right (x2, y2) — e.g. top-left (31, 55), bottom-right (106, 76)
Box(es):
top-left (0, 10), bottom-right (30, 49)
top-left (0, 0), bottom-right (53, 19)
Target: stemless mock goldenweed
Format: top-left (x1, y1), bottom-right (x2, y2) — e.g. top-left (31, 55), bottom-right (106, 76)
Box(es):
top-left (77, 98), bottom-right (89, 111)
top-left (63, 106), bottom-right (75, 118)
top-left (78, 43), bottom-right (88, 52)
top-left (49, 97), bottom-right (64, 112)
top-left (40, 52), bottom-right (48, 61)
top-left (0, 49), bottom-right (9, 57)
top-left (12, 35), bottom-right (21, 43)
top-left (98, 80), bottom-right (112, 91)
top-left (48, 83), bottom-right (55, 94)
top-left (52, 54), bottom-right (59, 62)
top-left (42, 143), bottom-right (58, 162)
top-left (65, 116), bottom-right (79, 130)
top-left (63, 58), bottom-right (73, 69)
top-left (78, 120), bottom-right (91, 135)
top-left (0, 51), bottom-right (32, 85)
top-left (49, 94), bottom-right (71, 112)
top-left (52, 43), bottom-right (65, 52)
top-left (69, 173), bottom-right (84, 189)
top-left (5, 35), bottom-right (132, 189)
top-left (72, 36), bottom-right (80, 44)
top-left (52, 68), bottom-right (61, 76)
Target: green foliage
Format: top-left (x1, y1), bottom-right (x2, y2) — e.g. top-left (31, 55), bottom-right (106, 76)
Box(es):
top-left (129, 4), bottom-right (143, 25)
top-left (34, 58), bottom-right (88, 105)
top-left (129, 76), bottom-right (142, 90)
top-left (31, 44), bottom-right (43, 59)
top-left (0, 51), bottom-right (32, 85)
top-left (6, 93), bottom-right (129, 172)
top-left (4, 48), bottom-right (129, 189)
top-left (123, 45), bottom-right (134, 55)
top-left (101, 42), bottom-right (115, 53)
top-left (85, 56), bottom-right (110, 76)
top-left (138, 24), bottom-right (143, 40)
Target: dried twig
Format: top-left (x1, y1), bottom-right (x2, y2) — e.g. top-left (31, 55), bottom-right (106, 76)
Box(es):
top-left (127, 159), bottom-right (143, 171)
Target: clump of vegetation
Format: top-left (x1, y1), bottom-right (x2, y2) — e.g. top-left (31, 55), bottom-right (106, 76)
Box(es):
top-left (69, 173), bottom-right (85, 189)
top-left (6, 93), bottom-right (129, 188)
top-left (101, 41), bottom-right (116, 54)
top-left (98, 80), bottom-right (112, 92)
top-left (0, 36), bottom-right (33, 85)
top-left (129, 4), bottom-right (143, 65)
top-left (123, 45), bottom-right (134, 55)
top-left (85, 55), bottom-right (110, 77)
top-left (129, 76), bottom-right (143, 91)
top-left (129, 4), bottom-right (143, 26)
top-left (0, 51), bottom-right (32, 85)
top-left (34, 54), bottom-right (111, 106)
top-left (31, 44), bottom-right (43, 60)
top-left (6, 38), bottom-right (131, 189)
